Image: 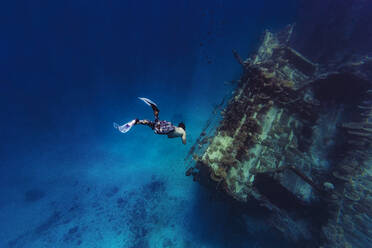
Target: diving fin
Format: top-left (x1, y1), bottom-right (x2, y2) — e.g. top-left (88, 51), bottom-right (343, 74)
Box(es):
top-left (138, 97), bottom-right (158, 107)
top-left (113, 119), bottom-right (136, 133)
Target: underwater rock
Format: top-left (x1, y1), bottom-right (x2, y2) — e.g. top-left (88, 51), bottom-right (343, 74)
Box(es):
top-left (105, 186), bottom-right (120, 198)
top-left (68, 226), bottom-right (79, 234)
top-left (186, 24), bottom-right (372, 247)
top-left (116, 197), bottom-right (128, 209)
top-left (63, 225), bottom-right (82, 244)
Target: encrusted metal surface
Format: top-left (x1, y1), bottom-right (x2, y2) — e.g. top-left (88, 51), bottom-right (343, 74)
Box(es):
top-left (186, 25), bottom-right (372, 247)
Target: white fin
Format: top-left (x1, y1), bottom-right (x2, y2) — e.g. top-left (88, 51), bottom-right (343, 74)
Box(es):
top-left (138, 97), bottom-right (158, 107)
top-left (113, 119), bottom-right (136, 133)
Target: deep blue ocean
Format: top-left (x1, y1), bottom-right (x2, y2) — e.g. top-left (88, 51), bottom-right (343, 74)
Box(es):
top-left (1, 1), bottom-right (299, 247)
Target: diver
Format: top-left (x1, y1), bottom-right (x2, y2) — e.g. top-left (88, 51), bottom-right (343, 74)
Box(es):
top-left (113, 97), bottom-right (187, 145)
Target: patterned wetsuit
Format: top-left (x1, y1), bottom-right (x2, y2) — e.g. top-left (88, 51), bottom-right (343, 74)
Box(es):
top-left (136, 103), bottom-right (175, 135)
top-left (153, 120), bottom-right (175, 135)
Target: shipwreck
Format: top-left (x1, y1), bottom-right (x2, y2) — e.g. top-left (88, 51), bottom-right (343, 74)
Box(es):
top-left (185, 25), bottom-right (372, 248)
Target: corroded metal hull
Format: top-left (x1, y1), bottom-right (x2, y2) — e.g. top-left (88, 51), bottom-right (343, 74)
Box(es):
top-left (186, 25), bottom-right (372, 247)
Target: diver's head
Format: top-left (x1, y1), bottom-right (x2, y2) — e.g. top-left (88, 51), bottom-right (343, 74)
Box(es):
top-left (178, 122), bottom-right (186, 131)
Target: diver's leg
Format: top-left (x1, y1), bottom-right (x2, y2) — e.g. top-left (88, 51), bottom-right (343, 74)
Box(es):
top-left (135, 119), bottom-right (155, 129)
top-left (150, 104), bottom-right (159, 120)
top-left (138, 97), bottom-right (159, 120)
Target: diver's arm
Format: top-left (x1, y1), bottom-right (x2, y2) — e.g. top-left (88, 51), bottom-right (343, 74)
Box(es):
top-left (182, 132), bottom-right (186, 145)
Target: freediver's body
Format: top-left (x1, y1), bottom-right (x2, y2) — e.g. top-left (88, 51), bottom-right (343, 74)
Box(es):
top-left (114, 97), bottom-right (187, 145)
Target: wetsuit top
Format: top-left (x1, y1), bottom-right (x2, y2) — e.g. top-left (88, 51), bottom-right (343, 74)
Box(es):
top-left (154, 120), bottom-right (175, 135)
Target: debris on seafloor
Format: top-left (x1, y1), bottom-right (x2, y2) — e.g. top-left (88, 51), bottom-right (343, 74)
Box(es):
top-left (185, 25), bottom-right (372, 248)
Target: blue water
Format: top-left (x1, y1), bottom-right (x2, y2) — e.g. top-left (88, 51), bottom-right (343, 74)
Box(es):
top-left (1, 1), bottom-right (298, 247)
